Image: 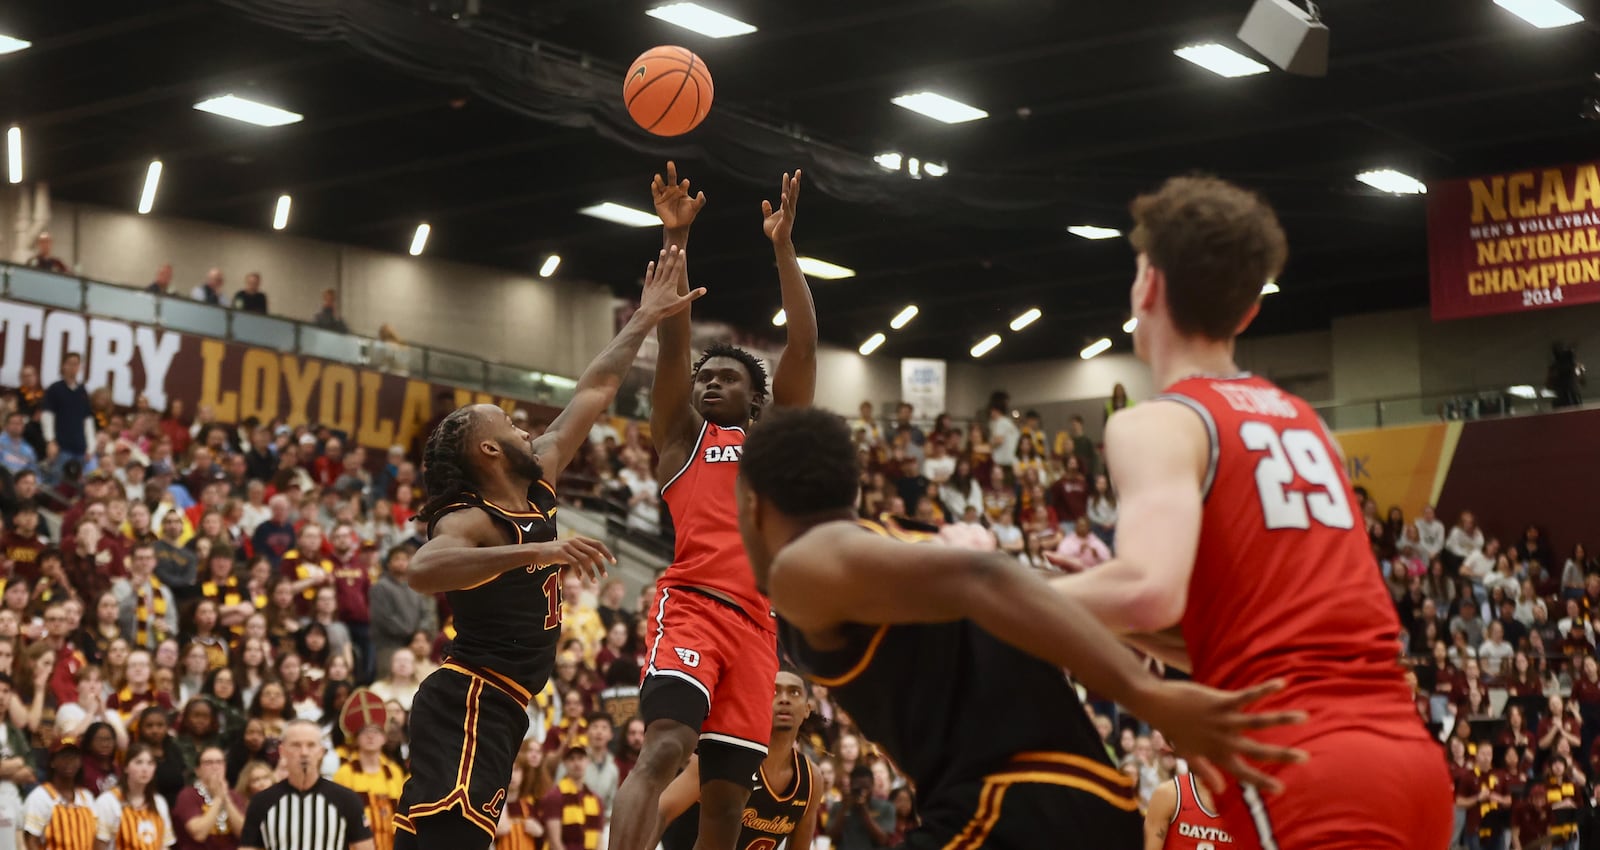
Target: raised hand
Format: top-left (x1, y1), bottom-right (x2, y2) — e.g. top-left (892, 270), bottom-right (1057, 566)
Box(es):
top-left (532, 535), bottom-right (616, 583)
top-left (761, 170), bottom-right (801, 246)
top-left (1136, 678), bottom-right (1307, 794)
top-left (638, 246), bottom-right (705, 321)
top-left (651, 161), bottom-right (707, 232)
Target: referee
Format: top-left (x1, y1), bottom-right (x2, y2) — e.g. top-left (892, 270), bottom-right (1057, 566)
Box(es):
top-left (241, 720), bottom-right (374, 850)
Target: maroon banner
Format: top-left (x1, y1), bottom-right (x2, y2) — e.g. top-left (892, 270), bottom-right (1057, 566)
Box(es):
top-left (1427, 161), bottom-right (1600, 320)
top-left (0, 298), bottom-right (560, 451)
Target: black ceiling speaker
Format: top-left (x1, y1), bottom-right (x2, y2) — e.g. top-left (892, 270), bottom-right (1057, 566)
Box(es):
top-left (1238, 0), bottom-right (1329, 77)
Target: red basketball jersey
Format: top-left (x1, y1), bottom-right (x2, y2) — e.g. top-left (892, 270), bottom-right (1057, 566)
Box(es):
top-left (1166, 774), bottom-right (1257, 850)
top-left (1160, 375), bottom-right (1425, 747)
top-left (660, 421), bottom-right (774, 630)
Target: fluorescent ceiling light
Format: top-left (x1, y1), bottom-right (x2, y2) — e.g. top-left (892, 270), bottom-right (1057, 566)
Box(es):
top-left (1507, 385), bottom-right (1538, 399)
top-left (1068, 225), bottom-right (1122, 240)
top-left (1174, 43), bottom-right (1270, 78)
top-left (890, 305), bottom-right (919, 330)
top-left (891, 91), bottom-right (988, 124)
top-left (409, 224), bottom-right (431, 256)
top-left (771, 309), bottom-right (787, 327)
top-left (858, 332), bottom-right (886, 356)
top-left (193, 94), bottom-right (303, 127)
top-left (923, 162), bottom-right (948, 178)
top-left (1122, 317), bottom-right (1138, 333)
top-left (0, 35), bottom-right (31, 55)
top-left (6, 127), bottom-right (19, 185)
top-left (271, 195), bottom-right (292, 230)
top-left (1080, 338), bottom-right (1113, 360)
top-left (797, 256), bottom-right (855, 280)
top-left (1261, 281), bottom-right (1281, 295)
top-left (970, 334), bottom-right (1001, 358)
top-left (873, 152), bottom-right (902, 171)
top-left (645, 3), bottom-right (757, 37)
top-left (1494, 0), bottom-right (1584, 27)
top-left (539, 255), bottom-right (561, 278)
top-left (543, 374), bottom-right (578, 390)
top-left (579, 202), bottom-right (663, 228)
top-left (1356, 169), bottom-right (1427, 195)
top-left (1009, 307), bottom-right (1042, 331)
top-left (908, 157), bottom-right (922, 178)
top-left (137, 160), bottom-right (163, 215)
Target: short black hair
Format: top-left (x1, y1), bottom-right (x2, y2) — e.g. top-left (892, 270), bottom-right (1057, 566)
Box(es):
top-left (741, 407), bottom-right (859, 517)
top-left (585, 712), bottom-right (614, 728)
top-left (777, 663), bottom-right (811, 697)
top-left (693, 343), bottom-right (769, 404)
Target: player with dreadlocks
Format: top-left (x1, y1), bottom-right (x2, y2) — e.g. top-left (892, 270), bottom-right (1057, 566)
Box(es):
top-left (392, 245), bottom-right (703, 850)
top-left (610, 162), bottom-right (818, 850)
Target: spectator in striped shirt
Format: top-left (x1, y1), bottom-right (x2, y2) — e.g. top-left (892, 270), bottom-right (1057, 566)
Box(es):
top-left (22, 737), bottom-right (96, 850)
top-left (539, 746), bottom-right (602, 850)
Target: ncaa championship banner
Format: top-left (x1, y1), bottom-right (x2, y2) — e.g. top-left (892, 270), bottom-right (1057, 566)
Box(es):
top-left (1426, 160), bottom-right (1600, 320)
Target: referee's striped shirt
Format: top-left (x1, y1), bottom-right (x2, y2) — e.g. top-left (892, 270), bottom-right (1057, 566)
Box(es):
top-left (241, 778), bottom-right (374, 850)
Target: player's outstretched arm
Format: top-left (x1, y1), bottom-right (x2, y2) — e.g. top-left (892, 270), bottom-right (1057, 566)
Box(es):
top-left (408, 509), bottom-right (615, 593)
top-left (772, 524), bottom-right (1305, 792)
top-left (650, 754), bottom-right (702, 846)
top-left (763, 170), bottom-right (818, 408)
top-left (1142, 780), bottom-right (1176, 850)
top-left (1048, 401), bottom-right (1208, 634)
top-left (533, 246), bottom-right (705, 483)
top-left (649, 162), bottom-right (708, 462)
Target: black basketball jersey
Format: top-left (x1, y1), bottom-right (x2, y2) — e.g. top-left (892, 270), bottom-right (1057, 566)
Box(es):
top-left (660, 748), bottom-right (815, 850)
top-left (778, 519), bottom-right (1114, 805)
top-left (427, 482), bottom-right (562, 694)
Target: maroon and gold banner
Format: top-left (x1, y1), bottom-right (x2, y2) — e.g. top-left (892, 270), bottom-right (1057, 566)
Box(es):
top-left (0, 298), bottom-right (559, 451)
top-left (1427, 160), bottom-right (1600, 320)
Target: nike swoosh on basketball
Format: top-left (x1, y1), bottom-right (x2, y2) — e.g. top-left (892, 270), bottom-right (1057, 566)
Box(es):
top-left (632, 65), bottom-right (647, 81)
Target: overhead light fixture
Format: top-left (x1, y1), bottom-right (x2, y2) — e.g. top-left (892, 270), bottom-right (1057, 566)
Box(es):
top-left (970, 334), bottom-right (1002, 358)
top-left (1068, 225), bottom-right (1122, 240)
top-left (645, 2), bottom-right (757, 37)
top-left (923, 162), bottom-right (948, 178)
top-left (579, 202), bottom-right (663, 228)
top-left (1356, 169), bottom-right (1427, 195)
top-left (1494, 0), bottom-right (1584, 27)
top-left (137, 160), bottom-right (163, 215)
top-left (771, 309), bottom-right (787, 327)
top-left (1507, 384), bottom-right (1539, 399)
top-left (1237, 0), bottom-right (1329, 76)
top-left (1261, 281), bottom-right (1281, 295)
top-left (1009, 307), bottom-right (1042, 331)
top-left (1080, 338), bottom-right (1113, 360)
top-left (6, 127), bottom-right (19, 185)
top-left (272, 195), bottom-right (292, 230)
top-left (796, 257), bottom-right (855, 280)
top-left (859, 332), bottom-right (886, 356)
top-left (409, 224), bottom-right (431, 256)
top-left (873, 152), bottom-right (903, 171)
top-left (1174, 43), bottom-right (1271, 78)
top-left (1122, 317), bottom-right (1139, 333)
top-left (0, 35), bottom-right (31, 55)
top-left (891, 91), bottom-right (989, 124)
top-left (908, 157), bottom-right (922, 179)
top-left (538, 254), bottom-right (561, 278)
top-left (890, 305), bottom-right (919, 330)
top-left (193, 94), bottom-right (304, 127)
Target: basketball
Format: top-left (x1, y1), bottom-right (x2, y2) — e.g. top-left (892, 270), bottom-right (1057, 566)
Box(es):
top-left (624, 46), bottom-right (714, 136)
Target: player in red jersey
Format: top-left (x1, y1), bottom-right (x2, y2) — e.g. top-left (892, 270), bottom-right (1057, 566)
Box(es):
top-left (1145, 768), bottom-right (1260, 850)
top-left (608, 162), bottom-right (818, 850)
top-left (1051, 175), bottom-right (1453, 850)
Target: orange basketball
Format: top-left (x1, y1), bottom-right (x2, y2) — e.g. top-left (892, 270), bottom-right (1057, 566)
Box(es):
top-left (624, 46), bottom-right (714, 136)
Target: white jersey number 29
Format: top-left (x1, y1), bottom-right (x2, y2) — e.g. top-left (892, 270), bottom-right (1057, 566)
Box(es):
top-left (1239, 422), bottom-right (1355, 530)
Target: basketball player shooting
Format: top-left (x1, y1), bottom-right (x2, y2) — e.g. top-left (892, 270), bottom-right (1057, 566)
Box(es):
top-left (608, 162), bottom-right (817, 850)
top-left (1048, 176), bottom-right (1453, 850)
top-left (392, 246), bottom-right (702, 850)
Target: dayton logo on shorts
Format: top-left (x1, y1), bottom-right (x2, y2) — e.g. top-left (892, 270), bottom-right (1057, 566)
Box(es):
top-left (482, 789), bottom-right (507, 820)
top-left (702, 445), bottom-right (742, 463)
top-left (675, 647), bottom-right (702, 667)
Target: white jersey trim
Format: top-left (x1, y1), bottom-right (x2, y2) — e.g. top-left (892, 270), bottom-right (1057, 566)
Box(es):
top-left (1241, 783), bottom-right (1280, 850)
top-left (700, 731), bottom-right (769, 755)
top-left (660, 420), bottom-right (711, 498)
top-left (1151, 393), bottom-right (1219, 500)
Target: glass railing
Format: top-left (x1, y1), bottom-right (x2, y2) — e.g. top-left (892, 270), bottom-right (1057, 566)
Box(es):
top-left (1, 263), bottom-right (580, 406)
top-left (1313, 386), bottom-right (1560, 431)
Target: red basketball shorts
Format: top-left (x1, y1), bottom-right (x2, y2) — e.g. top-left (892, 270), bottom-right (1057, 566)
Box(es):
top-left (642, 585), bottom-right (779, 756)
top-left (1217, 729), bottom-right (1453, 850)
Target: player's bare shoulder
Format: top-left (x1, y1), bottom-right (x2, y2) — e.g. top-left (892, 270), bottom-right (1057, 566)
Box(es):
top-left (1103, 400), bottom-right (1211, 484)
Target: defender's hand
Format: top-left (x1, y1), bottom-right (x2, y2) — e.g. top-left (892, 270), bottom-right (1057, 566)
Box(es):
top-left (761, 170), bottom-right (801, 246)
top-left (1136, 678), bottom-right (1307, 794)
top-left (652, 161), bottom-right (707, 232)
top-left (637, 246), bottom-right (705, 322)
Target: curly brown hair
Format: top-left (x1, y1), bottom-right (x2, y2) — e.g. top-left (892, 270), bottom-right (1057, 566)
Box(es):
top-left (1128, 175), bottom-right (1288, 341)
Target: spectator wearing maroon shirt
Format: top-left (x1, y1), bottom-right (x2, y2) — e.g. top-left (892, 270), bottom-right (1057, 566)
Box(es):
top-left (310, 438), bottom-right (345, 490)
top-left (1045, 454), bottom-right (1088, 527)
top-left (2, 502), bottom-right (47, 581)
top-left (173, 745), bottom-right (246, 850)
top-left (540, 745), bottom-right (604, 850)
top-left (41, 601), bottom-right (87, 706)
top-left (1539, 695), bottom-right (1584, 759)
top-left (325, 524), bottom-right (373, 682)
top-left (1500, 704), bottom-right (1537, 767)
top-left (1573, 656), bottom-right (1600, 756)
top-left (280, 524), bottom-right (335, 618)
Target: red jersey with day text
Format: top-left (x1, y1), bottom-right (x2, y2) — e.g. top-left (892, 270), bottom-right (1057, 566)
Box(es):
top-left (1166, 774), bottom-right (1258, 850)
top-left (1160, 375), bottom-right (1426, 747)
top-left (660, 422), bottom-right (773, 631)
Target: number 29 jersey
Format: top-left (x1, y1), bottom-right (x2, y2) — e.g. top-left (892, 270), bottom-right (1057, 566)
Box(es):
top-left (1158, 375), bottom-right (1425, 748)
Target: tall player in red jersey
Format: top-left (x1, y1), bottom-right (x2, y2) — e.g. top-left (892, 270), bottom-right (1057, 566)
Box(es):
top-left (1145, 770), bottom-right (1260, 850)
top-left (609, 162), bottom-right (817, 850)
top-left (1052, 176), bottom-right (1452, 850)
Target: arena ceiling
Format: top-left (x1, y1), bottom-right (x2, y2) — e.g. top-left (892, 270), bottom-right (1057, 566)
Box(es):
top-left (5, 0), bottom-right (1599, 363)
